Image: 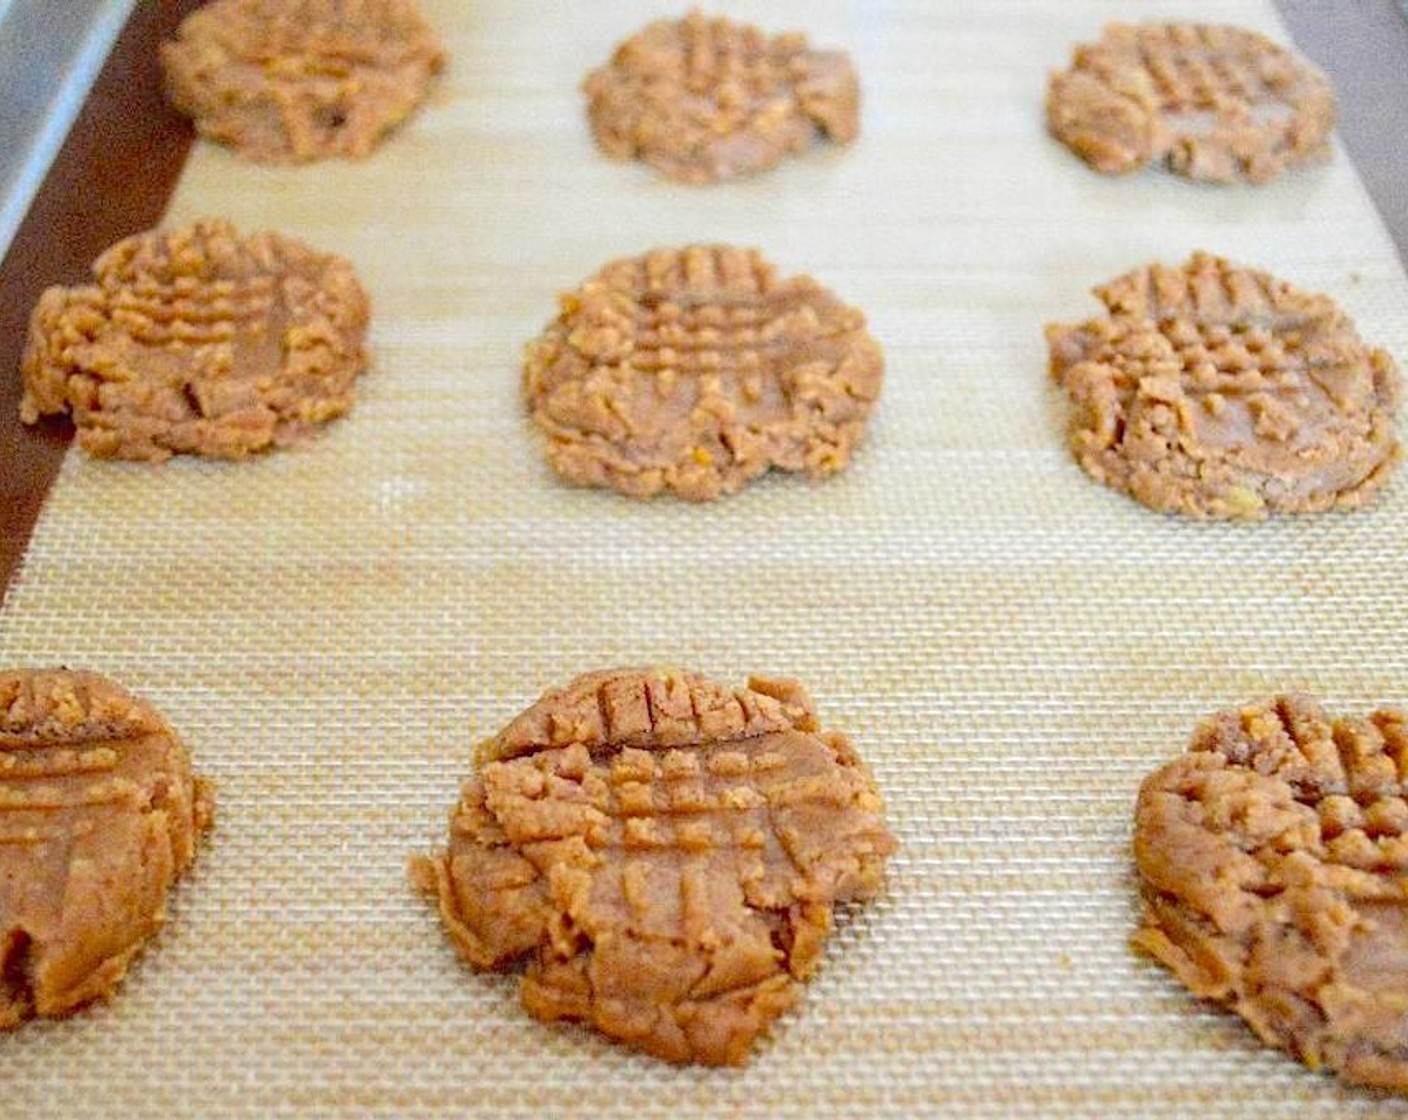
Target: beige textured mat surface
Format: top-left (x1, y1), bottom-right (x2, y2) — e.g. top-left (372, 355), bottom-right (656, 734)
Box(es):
top-left (4, 1), bottom-right (1408, 1115)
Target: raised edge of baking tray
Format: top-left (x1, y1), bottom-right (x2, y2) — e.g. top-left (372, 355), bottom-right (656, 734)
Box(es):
top-left (0, 0), bottom-right (136, 261)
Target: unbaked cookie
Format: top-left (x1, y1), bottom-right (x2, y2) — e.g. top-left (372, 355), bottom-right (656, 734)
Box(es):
top-left (411, 668), bottom-right (897, 1065)
top-left (21, 218), bottom-right (371, 462)
top-left (161, 0), bottom-right (444, 163)
top-left (1046, 252), bottom-right (1400, 518)
top-left (1134, 695), bottom-right (1408, 1093)
top-left (584, 10), bottom-right (859, 184)
top-left (1048, 23), bottom-right (1334, 184)
top-left (1, 669), bottom-right (213, 1029)
top-left (524, 245), bottom-right (884, 500)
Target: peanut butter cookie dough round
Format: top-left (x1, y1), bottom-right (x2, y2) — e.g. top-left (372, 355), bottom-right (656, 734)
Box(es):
top-left (524, 245), bottom-right (884, 501)
top-left (1046, 253), bottom-right (1400, 519)
top-left (1134, 696), bottom-right (1408, 1094)
top-left (20, 218), bottom-right (371, 462)
top-left (411, 668), bottom-right (897, 1066)
top-left (161, 0), bottom-right (444, 163)
top-left (1047, 23), bottom-right (1334, 184)
top-left (1, 669), bottom-right (213, 1029)
top-left (584, 10), bottom-right (859, 184)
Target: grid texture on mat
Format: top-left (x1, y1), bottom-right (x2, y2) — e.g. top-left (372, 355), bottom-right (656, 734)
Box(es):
top-left (3, 1), bottom-right (1408, 1116)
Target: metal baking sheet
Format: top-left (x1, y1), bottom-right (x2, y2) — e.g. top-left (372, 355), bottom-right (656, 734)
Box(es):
top-left (2, 2), bottom-right (1408, 1117)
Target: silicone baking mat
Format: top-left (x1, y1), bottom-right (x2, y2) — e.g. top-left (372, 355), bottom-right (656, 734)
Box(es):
top-left (3, 1), bottom-right (1407, 1116)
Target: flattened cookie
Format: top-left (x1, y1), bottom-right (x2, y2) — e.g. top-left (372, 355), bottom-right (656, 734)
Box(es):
top-left (21, 218), bottom-right (371, 462)
top-left (584, 10), bottom-right (859, 183)
top-left (524, 245), bottom-right (884, 500)
top-left (1048, 23), bottom-right (1334, 184)
top-left (1046, 252), bottom-right (1400, 518)
top-left (1134, 696), bottom-right (1408, 1093)
top-left (161, 0), bottom-right (444, 162)
top-left (1, 669), bottom-right (213, 1029)
top-left (412, 668), bottom-right (897, 1065)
